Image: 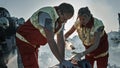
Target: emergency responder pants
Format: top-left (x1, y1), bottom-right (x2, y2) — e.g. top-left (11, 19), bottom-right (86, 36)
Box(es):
top-left (16, 38), bottom-right (39, 68)
top-left (85, 54), bottom-right (109, 68)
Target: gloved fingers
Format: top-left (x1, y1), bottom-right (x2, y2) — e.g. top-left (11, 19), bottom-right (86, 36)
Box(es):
top-left (72, 55), bottom-right (81, 61)
top-left (72, 57), bottom-right (79, 62)
top-left (70, 52), bottom-right (79, 60)
top-left (71, 58), bottom-right (78, 64)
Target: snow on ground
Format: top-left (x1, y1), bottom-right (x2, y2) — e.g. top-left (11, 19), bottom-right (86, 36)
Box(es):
top-left (7, 32), bottom-right (120, 68)
top-left (38, 34), bottom-right (120, 68)
top-left (107, 32), bottom-right (120, 68)
top-left (7, 55), bottom-right (18, 68)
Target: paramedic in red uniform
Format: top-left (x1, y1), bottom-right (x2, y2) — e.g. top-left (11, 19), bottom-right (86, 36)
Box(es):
top-left (65, 7), bottom-right (109, 68)
top-left (16, 3), bottom-right (74, 68)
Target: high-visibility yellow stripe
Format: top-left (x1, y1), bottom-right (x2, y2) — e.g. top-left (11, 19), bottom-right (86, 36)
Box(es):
top-left (94, 51), bottom-right (108, 58)
top-left (16, 33), bottom-right (36, 48)
top-left (30, 7), bottom-right (59, 37)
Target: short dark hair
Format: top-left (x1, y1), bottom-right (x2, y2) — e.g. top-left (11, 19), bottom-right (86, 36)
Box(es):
top-left (58, 3), bottom-right (74, 16)
top-left (78, 7), bottom-right (91, 17)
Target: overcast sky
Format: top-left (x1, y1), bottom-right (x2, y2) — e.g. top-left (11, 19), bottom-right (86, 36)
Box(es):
top-left (0, 0), bottom-right (120, 37)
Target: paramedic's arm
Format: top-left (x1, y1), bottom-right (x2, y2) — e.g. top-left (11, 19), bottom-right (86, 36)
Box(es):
top-left (44, 26), bottom-right (64, 62)
top-left (57, 26), bottom-right (65, 59)
top-left (65, 25), bottom-right (76, 39)
top-left (39, 12), bottom-right (64, 62)
top-left (83, 26), bottom-right (104, 55)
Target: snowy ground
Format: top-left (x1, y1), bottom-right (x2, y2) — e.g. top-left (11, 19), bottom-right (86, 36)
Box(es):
top-left (7, 33), bottom-right (120, 68)
top-left (7, 55), bottom-right (18, 68)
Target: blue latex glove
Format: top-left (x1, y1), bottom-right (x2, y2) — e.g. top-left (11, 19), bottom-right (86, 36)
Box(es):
top-left (60, 60), bottom-right (74, 68)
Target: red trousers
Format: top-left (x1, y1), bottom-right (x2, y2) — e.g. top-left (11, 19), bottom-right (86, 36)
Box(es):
top-left (16, 38), bottom-right (39, 68)
top-left (85, 54), bottom-right (109, 68)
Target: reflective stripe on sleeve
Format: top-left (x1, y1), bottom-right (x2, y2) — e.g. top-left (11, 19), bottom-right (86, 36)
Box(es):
top-left (16, 33), bottom-right (36, 48)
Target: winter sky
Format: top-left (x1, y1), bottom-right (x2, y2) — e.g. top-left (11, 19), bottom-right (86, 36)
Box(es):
top-left (0, 0), bottom-right (120, 36)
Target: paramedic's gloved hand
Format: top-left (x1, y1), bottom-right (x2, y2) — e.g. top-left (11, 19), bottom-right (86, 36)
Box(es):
top-left (72, 52), bottom-right (84, 61)
top-left (60, 60), bottom-right (74, 68)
